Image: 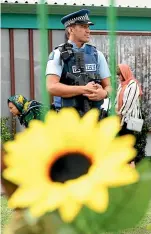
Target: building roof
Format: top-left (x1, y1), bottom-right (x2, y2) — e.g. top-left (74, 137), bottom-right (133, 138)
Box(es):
top-left (1, 0), bottom-right (151, 8)
top-left (1, 0), bottom-right (151, 17)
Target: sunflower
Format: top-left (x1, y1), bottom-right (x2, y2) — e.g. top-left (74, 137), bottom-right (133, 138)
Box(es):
top-left (3, 108), bottom-right (139, 222)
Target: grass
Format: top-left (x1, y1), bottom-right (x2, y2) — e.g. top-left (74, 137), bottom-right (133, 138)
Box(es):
top-left (1, 196), bottom-right (151, 234)
top-left (1, 195), bottom-right (13, 232)
top-left (120, 210), bottom-right (151, 234)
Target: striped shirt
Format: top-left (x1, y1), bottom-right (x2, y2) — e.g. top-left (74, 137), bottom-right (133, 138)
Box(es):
top-left (115, 80), bottom-right (141, 125)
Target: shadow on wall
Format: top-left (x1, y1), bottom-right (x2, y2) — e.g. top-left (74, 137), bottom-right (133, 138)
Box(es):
top-left (34, 63), bottom-right (42, 102)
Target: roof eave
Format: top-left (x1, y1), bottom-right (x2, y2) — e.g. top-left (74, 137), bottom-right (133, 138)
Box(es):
top-left (1, 3), bottom-right (151, 17)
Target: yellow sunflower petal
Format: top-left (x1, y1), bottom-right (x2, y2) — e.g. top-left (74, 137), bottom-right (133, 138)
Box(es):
top-left (45, 108), bottom-right (83, 154)
top-left (94, 134), bottom-right (136, 166)
top-left (110, 166), bottom-right (139, 186)
top-left (58, 108), bottom-right (80, 128)
top-left (4, 121), bottom-right (53, 162)
top-left (3, 166), bottom-right (48, 187)
top-left (77, 109), bottom-right (99, 160)
top-left (97, 116), bottom-right (121, 157)
top-left (3, 167), bottom-right (30, 185)
top-left (44, 110), bottom-right (58, 131)
top-left (80, 109), bottom-right (99, 129)
top-left (93, 147), bottom-right (139, 187)
top-left (57, 109), bottom-right (81, 141)
top-left (8, 186), bottom-right (44, 208)
top-left (85, 186), bottom-right (109, 213)
top-left (106, 135), bottom-right (136, 156)
top-left (59, 197), bottom-right (82, 222)
top-left (67, 175), bottom-right (93, 201)
top-left (30, 185), bottom-right (65, 217)
top-left (104, 135), bottom-right (136, 164)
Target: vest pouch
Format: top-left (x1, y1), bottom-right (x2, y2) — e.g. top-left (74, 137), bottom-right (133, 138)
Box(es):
top-left (61, 97), bottom-right (78, 108)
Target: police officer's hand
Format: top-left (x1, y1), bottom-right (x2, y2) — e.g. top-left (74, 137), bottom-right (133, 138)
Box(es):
top-left (85, 82), bottom-right (98, 90)
top-left (82, 82), bottom-right (98, 95)
top-left (83, 84), bottom-right (107, 101)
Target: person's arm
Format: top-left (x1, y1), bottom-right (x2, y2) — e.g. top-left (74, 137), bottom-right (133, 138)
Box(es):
top-left (118, 81), bottom-right (140, 116)
top-left (46, 75), bottom-right (87, 97)
top-left (46, 49), bottom-right (95, 98)
top-left (98, 51), bottom-right (112, 96)
top-left (83, 51), bottom-right (112, 101)
top-left (101, 77), bottom-right (112, 98)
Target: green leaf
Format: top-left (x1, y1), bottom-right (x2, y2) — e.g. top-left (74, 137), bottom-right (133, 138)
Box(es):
top-left (70, 160), bottom-right (151, 233)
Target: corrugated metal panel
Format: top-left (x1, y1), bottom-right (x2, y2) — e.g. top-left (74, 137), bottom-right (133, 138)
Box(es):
top-left (1, 0), bottom-right (151, 8)
top-left (1, 29), bottom-right (11, 118)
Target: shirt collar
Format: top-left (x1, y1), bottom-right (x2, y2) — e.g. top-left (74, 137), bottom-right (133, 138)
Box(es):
top-left (68, 40), bottom-right (85, 50)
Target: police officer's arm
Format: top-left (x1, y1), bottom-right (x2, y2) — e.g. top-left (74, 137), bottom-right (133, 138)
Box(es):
top-left (46, 49), bottom-right (93, 97)
top-left (47, 75), bottom-right (88, 97)
top-left (98, 51), bottom-right (112, 96)
top-left (101, 77), bottom-right (112, 97)
top-left (83, 51), bottom-right (111, 100)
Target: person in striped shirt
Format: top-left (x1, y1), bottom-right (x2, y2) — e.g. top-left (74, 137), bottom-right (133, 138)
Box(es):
top-left (115, 63), bottom-right (143, 134)
top-left (115, 64), bottom-right (143, 167)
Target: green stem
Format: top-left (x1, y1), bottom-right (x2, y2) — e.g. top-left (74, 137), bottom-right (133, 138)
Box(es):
top-left (108, 0), bottom-right (117, 116)
top-left (37, 1), bottom-right (50, 112)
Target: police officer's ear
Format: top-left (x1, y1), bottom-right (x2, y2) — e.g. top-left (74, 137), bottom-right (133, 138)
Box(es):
top-left (68, 27), bottom-right (72, 34)
top-left (68, 25), bottom-right (76, 34)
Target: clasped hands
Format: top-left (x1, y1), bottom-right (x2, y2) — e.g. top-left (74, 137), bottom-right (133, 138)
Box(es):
top-left (83, 82), bottom-right (107, 101)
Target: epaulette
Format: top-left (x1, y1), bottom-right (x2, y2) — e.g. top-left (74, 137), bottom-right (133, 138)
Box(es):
top-left (54, 43), bottom-right (65, 50)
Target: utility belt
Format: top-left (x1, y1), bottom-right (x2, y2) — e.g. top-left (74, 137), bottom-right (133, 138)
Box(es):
top-left (52, 104), bottom-right (109, 121)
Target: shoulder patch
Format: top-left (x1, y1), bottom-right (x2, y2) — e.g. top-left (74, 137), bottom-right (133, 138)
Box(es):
top-left (48, 51), bottom-right (55, 60)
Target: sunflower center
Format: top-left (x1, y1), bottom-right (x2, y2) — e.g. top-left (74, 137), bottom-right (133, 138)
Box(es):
top-left (50, 152), bottom-right (92, 183)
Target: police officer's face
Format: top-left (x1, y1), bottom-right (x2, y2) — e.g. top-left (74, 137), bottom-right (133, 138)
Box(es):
top-left (70, 24), bottom-right (90, 43)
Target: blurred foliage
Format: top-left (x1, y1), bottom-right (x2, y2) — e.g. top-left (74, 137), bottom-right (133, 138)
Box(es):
top-left (1, 117), bottom-right (13, 143)
top-left (134, 110), bottom-right (150, 163)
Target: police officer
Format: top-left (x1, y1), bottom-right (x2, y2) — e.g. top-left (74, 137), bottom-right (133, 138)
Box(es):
top-left (46, 9), bottom-right (111, 114)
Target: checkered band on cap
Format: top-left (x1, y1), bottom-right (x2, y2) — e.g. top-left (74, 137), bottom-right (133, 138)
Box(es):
top-left (64, 13), bottom-right (90, 27)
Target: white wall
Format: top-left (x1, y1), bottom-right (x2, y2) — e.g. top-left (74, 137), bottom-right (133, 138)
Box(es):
top-left (146, 133), bottom-right (151, 156)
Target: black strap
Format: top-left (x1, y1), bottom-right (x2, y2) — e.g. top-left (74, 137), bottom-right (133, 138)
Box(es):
top-left (59, 43), bottom-right (74, 62)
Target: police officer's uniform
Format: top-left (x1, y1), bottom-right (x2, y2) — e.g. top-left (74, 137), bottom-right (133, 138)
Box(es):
top-left (46, 9), bottom-right (111, 114)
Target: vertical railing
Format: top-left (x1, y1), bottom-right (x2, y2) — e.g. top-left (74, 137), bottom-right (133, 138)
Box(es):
top-left (28, 29), bottom-right (35, 100)
top-left (9, 29), bottom-right (16, 136)
top-left (108, 0), bottom-right (117, 116)
top-left (38, 1), bottom-right (50, 111)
